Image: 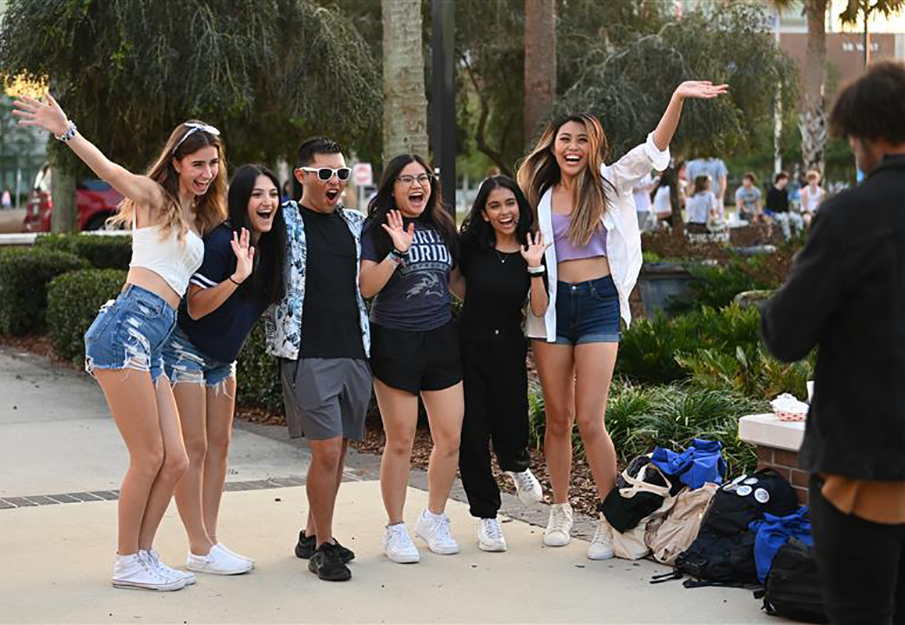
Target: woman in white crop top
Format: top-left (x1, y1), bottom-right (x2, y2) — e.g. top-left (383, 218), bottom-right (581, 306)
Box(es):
top-left (800, 169), bottom-right (826, 229)
top-left (515, 81), bottom-right (727, 561)
top-left (14, 94), bottom-right (227, 591)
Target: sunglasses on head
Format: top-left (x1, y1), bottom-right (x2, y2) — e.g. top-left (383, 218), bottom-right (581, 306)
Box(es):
top-left (300, 167), bottom-right (352, 182)
top-left (173, 122), bottom-right (220, 154)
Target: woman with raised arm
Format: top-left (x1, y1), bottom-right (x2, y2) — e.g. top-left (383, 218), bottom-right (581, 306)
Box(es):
top-left (163, 164), bottom-right (285, 576)
top-left (14, 94), bottom-right (226, 590)
top-left (516, 81), bottom-right (727, 560)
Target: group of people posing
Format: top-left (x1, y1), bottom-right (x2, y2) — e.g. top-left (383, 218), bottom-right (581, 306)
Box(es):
top-left (12, 79), bottom-right (727, 589)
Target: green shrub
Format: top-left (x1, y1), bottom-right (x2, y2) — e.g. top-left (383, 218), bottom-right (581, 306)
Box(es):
top-left (526, 379), bottom-right (764, 477)
top-left (0, 248), bottom-right (90, 335)
top-left (36, 233), bottom-right (132, 270)
top-left (235, 321), bottom-right (284, 411)
top-left (46, 269), bottom-right (127, 361)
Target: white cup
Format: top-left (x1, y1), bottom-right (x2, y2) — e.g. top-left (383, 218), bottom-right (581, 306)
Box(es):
top-left (806, 380), bottom-right (815, 404)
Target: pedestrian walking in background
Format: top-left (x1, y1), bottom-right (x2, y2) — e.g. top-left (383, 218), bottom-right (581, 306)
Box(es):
top-left (762, 60), bottom-right (905, 625)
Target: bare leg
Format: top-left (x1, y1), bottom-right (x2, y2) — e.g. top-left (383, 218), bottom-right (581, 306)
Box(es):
top-left (203, 377), bottom-right (236, 545)
top-left (95, 369), bottom-right (165, 555)
top-left (532, 341), bottom-right (576, 504)
top-left (374, 379), bottom-right (419, 524)
top-left (307, 436), bottom-right (344, 547)
top-left (137, 376), bottom-right (189, 550)
top-left (172, 382), bottom-right (212, 554)
top-left (573, 343), bottom-right (619, 501)
top-left (421, 383), bottom-right (464, 515)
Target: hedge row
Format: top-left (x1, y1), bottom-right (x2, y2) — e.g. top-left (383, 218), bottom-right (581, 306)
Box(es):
top-left (47, 269), bottom-right (128, 361)
top-left (35, 233), bottom-right (132, 270)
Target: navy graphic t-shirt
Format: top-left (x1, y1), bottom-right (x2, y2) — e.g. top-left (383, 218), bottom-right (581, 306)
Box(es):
top-left (361, 217), bottom-right (452, 331)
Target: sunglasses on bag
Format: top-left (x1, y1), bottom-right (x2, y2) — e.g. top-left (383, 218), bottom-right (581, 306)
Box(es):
top-left (173, 122), bottom-right (221, 154)
top-left (300, 167), bottom-right (352, 182)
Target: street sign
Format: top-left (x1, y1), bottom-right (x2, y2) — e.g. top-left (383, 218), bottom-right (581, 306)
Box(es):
top-left (352, 163), bottom-right (373, 186)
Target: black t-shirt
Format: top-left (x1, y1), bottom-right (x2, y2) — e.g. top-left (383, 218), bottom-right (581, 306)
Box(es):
top-left (458, 235), bottom-right (531, 340)
top-left (298, 205), bottom-right (365, 359)
top-left (766, 186), bottom-right (789, 213)
top-left (177, 224), bottom-right (269, 363)
top-left (361, 217), bottom-right (453, 331)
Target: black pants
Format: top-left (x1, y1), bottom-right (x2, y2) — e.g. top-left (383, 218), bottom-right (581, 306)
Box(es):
top-left (810, 475), bottom-right (905, 625)
top-left (458, 329), bottom-right (530, 519)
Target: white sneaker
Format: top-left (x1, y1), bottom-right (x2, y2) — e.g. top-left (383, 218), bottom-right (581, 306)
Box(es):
top-left (141, 549), bottom-right (196, 585)
top-left (415, 508), bottom-right (460, 555)
top-left (587, 513), bottom-right (615, 560)
top-left (186, 544), bottom-right (253, 575)
top-left (112, 553), bottom-right (185, 591)
top-left (507, 469), bottom-right (543, 505)
top-left (381, 523), bottom-right (421, 564)
top-left (477, 517), bottom-right (508, 552)
top-left (214, 543), bottom-right (255, 566)
top-left (543, 502), bottom-right (573, 547)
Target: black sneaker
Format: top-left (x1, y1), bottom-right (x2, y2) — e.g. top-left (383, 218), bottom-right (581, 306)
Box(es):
top-left (295, 530), bottom-right (355, 563)
top-left (308, 542), bottom-right (352, 582)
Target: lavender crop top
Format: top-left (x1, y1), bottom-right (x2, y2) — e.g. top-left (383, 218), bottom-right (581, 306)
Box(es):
top-left (552, 212), bottom-right (607, 262)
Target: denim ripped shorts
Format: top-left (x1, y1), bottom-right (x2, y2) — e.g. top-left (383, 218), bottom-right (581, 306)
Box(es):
top-left (162, 324), bottom-right (236, 389)
top-left (84, 284), bottom-right (177, 383)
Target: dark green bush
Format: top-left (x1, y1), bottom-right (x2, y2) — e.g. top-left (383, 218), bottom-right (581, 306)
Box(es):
top-left (0, 248), bottom-right (90, 335)
top-left (235, 321), bottom-right (284, 411)
top-left (46, 269), bottom-right (127, 361)
top-left (35, 233), bottom-right (132, 270)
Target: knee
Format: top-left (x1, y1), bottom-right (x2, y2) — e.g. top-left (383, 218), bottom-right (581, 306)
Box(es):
top-left (183, 434), bottom-right (208, 465)
top-left (433, 432), bottom-right (461, 458)
top-left (545, 408), bottom-right (574, 438)
top-left (575, 413), bottom-right (604, 436)
top-left (312, 443), bottom-right (343, 470)
top-left (206, 430), bottom-right (231, 458)
top-left (160, 450), bottom-right (189, 482)
top-left (132, 444), bottom-right (165, 477)
top-left (385, 434), bottom-right (415, 459)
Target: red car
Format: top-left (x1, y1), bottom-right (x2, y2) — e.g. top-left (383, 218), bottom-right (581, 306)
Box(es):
top-left (24, 166), bottom-right (124, 232)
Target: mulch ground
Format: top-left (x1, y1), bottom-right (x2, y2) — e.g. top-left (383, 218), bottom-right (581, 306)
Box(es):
top-left (3, 334), bottom-right (602, 518)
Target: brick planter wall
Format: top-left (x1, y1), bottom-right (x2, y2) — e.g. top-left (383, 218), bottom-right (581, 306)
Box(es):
top-left (756, 446), bottom-right (809, 504)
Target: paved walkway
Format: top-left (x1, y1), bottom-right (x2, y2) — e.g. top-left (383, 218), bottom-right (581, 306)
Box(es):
top-left (0, 347), bottom-right (787, 623)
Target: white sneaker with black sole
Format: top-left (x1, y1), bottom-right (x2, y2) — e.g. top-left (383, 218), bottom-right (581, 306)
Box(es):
top-left (381, 523), bottom-right (421, 564)
top-left (112, 553), bottom-right (185, 591)
top-left (477, 517), bottom-right (508, 552)
top-left (141, 549), bottom-right (196, 586)
top-left (507, 469), bottom-right (543, 505)
top-left (543, 502), bottom-right (574, 547)
top-left (186, 544), bottom-right (253, 575)
top-left (415, 508), bottom-right (460, 555)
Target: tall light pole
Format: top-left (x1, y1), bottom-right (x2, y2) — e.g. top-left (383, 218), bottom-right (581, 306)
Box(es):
top-left (432, 0), bottom-right (455, 214)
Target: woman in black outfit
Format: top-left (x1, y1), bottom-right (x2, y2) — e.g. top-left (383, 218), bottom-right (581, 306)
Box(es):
top-left (453, 176), bottom-right (549, 551)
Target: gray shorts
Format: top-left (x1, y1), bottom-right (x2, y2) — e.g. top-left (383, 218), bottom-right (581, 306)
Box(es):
top-left (279, 357), bottom-right (372, 441)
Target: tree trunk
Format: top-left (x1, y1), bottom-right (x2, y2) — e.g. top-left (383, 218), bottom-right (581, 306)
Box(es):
top-left (798, 0), bottom-right (829, 178)
top-left (50, 143), bottom-right (77, 233)
top-left (381, 0), bottom-right (429, 163)
top-left (523, 0), bottom-right (556, 149)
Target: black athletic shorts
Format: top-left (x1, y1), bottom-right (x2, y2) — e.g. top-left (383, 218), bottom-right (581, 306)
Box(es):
top-left (369, 321), bottom-right (462, 394)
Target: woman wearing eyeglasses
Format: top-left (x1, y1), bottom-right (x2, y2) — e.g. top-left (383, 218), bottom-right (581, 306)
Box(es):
top-left (13, 95), bottom-right (226, 591)
top-left (162, 164), bottom-right (286, 576)
top-left (359, 154), bottom-right (462, 564)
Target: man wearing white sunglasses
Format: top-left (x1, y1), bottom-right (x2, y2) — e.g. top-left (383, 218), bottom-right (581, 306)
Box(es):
top-left (265, 137), bottom-right (371, 582)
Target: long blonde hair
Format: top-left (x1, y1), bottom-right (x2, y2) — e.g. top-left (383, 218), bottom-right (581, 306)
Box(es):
top-left (516, 114), bottom-right (614, 246)
top-left (109, 121), bottom-right (227, 238)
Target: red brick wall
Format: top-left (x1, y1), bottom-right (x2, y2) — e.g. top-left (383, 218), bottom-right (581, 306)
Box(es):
top-left (756, 446), bottom-right (809, 505)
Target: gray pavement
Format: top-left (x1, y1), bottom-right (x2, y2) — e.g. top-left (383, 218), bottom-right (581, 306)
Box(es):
top-left (0, 347), bottom-right (786, 623)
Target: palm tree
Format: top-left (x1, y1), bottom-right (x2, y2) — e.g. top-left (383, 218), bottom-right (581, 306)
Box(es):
top-left (523, 0), bottom-right (556, 149)
top-left (381, 0), bottom-right (429, 162)
top-left (839, 0), bottom-right (905, 67)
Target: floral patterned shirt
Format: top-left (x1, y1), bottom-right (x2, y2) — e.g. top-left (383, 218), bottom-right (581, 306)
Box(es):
top-left (264, 201), bottom-right (370, 360)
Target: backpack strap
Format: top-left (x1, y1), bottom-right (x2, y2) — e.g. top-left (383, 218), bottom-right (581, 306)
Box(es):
top-left (649, 570), bottom-right (683, 585)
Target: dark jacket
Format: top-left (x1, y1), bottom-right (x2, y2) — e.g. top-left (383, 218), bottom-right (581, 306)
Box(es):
top-left (761, 154), bottom-right (905, 480)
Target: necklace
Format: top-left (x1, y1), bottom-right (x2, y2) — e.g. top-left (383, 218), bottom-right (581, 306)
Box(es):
top-left (495, 249), bottom-right (509, 263)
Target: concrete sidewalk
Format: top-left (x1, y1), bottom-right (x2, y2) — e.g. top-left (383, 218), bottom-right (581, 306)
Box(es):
top-left (0, 348), bottom-right (786, 624)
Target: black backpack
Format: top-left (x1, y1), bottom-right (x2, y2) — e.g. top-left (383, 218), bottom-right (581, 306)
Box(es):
top-left (761, 539), bottom-right (828, 623)
top-left (675, 469), bottom-right (799, 586)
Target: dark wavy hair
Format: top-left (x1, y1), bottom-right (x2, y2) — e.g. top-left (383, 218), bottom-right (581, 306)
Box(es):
top-left (227, 164), bottom-right (286, 305)
top-left (364, 154), bottom-right (458, 261)
top-left (460, 176), bottom-right (533, 251)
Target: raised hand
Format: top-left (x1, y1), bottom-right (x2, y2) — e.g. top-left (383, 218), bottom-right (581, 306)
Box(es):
top-left (230, 227), bottom-right (255, 283)
top-left (674, 81), bottom-right (729, 101)
top-left (381, 209), bottom-right (415, 253)
top-left (11, 93), bottom-right (71, 137)
top-left (520, 231), bottom-right (549, 268)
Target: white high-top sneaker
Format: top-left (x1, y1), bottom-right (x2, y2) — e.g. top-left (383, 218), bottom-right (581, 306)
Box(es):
top-left (141, 549), bottom-right (196, 585)
top-left (587, 513), bottom-right (616, 560)
top-left (112, 552), bottom-right (185, 591)
top-left (543, 502), bottom-right (574, 547)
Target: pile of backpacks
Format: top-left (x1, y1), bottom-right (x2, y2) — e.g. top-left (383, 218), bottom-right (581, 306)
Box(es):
top-left (601, 439), bottom-right (828, 624)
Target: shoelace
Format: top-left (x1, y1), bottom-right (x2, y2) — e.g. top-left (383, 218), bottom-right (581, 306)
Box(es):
top-left (549, 507), bottom-right (571, 533)
top-left (433, 515), bottom-right (453, 543)
top-left (143, 550), bottom-right (181, 582)
top-left (137, 552), bottom-right (170, 582)
top-left (387, 527), bottom-right (413, 551)
top-left (482, 519), bottom-right (503, 540)
top-left (514, 472), bottom-right (533, 491)
top-left (591, 520), bottom-right (614, 546)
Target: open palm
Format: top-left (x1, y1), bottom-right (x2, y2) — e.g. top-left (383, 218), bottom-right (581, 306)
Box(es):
top-left (674, 81), bottom-right (729, 100)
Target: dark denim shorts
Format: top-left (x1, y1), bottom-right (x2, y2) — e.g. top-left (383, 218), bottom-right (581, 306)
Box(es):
top-left (84, 284), bottom-right (177, 383)
top-left (554, 275), bottom-right (621, 345)
top-left (162, 324), bottom-right (236, 389)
